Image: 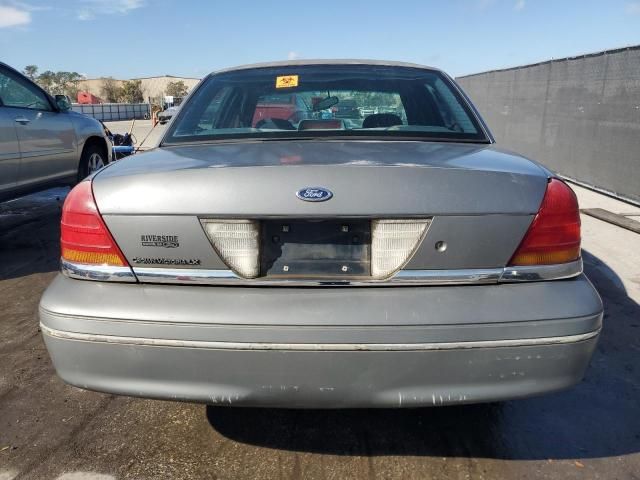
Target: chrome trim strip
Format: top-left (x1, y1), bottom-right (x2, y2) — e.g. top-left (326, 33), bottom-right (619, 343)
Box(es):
top-left (133, 267), bottom-right (504, 286)
top-left (41, 324), bottom-right (600, 351)
top-left (500, 259), bottom-right (583, 282)
top-left (394, 268), bottom-right (501, 284)
top-left (60, 259), bottom-right (583, 286)
top-left (132, 260), bottom-right (582, 286)
top-left (61, 258), bottom-right (137, 283)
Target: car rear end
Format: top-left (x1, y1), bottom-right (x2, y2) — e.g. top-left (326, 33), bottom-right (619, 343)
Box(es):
top-left (158, 106), bottom-right (178, 124)
top-left (40, 62), bottom-right (602, 408)
top-left (333, 99), bottom-right (361, 119)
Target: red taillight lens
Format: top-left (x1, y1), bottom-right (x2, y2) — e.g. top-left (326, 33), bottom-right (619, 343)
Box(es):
top-left (61, 181), bottom-right (128, 266)
top-left (508, 179), bottom-right (581, 266)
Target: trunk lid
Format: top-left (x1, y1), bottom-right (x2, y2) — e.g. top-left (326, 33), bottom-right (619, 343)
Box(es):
top-left (93, 141), bottom-right (548, 276)
top-left (93, 141), bottom-right (547, 216)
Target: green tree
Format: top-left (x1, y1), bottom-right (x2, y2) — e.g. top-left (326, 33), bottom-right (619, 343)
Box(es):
top-left (101, 77), bottom-right (122, 103)
top-left (120, 79), bottom-right (144, 103)
top-left (33, 70), bottom-right (84, 98)
top-left (23, 65), bottom-right (38, 80)
top-left (36, 70), bottom-right (56, 92)
top-left (56, 71), bottom-right (83, 99)
top-left (165, 80), bottom-right (189, 98)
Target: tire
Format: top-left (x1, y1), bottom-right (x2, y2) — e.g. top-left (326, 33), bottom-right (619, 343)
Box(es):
top-left (78, 143), bottom-right (107, 181)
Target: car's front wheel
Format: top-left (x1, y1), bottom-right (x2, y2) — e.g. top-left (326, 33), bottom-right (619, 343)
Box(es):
top-left (78, 144), bottom-right (107, 181)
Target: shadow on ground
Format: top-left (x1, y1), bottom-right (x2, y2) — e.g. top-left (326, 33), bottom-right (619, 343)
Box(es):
top-left (0, 188), bottom-right (67, 281)
top-left (207, 249), bottom-right (640, 460)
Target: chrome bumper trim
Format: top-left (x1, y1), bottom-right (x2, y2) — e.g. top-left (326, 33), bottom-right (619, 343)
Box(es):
top-left (61, 259), bottom-right (137, 283)
top-left (500, 259), bottom-right (583, 282)
top-left (40, 323), bottom-right (600, 351)
top-left (60, 259), bottom-right (582, 286)
top-left (132, 266), bottom-right (504, 286)
top-left (132, 259), bottom-right (582, 286)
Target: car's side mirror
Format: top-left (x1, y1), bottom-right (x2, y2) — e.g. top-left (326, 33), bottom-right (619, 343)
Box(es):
top-left (55, 94), bottom-right (71, 112)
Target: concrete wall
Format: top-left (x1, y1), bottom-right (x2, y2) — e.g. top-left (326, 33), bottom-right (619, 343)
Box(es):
top-left (457, 46), bottom-right (640, 204)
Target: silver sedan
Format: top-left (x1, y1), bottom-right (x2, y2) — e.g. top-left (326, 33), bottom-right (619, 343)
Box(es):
top-left (40, 60), bottom-right (602, 408)
top-left (157, 105), bottom-right (180, 124)
top-left (0, 62), bottom-right (111, 201)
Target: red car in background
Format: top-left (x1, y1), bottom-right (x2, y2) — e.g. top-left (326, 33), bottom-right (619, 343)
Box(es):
top-left (252, 93), bottom-right (311, 126)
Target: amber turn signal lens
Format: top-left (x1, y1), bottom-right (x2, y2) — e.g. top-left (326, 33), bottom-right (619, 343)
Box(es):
top-left (508, 179), bottom-right (581, 266)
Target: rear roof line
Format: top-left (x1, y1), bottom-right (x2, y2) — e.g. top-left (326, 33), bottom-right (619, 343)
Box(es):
top-left (209, 59), bottom-right (442, 77)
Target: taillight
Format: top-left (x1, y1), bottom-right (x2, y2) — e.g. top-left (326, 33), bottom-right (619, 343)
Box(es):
top-left (508, 179), bottom-right (581, 266)
top-left (61, 181), bottom-right (129, 266)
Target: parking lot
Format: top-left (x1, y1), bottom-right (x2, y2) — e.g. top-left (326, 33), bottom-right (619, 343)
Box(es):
top-left (0, 168), bottom-right (638, 479)
top-left (105, 119), bottom-right (165, 152)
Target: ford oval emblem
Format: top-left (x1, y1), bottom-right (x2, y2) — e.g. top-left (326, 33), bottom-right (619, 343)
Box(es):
top-left (296, 187), bottom-right (333, 202)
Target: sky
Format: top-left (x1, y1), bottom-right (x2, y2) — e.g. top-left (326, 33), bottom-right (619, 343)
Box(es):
top-left (0, 0), bottom-right (639, 79)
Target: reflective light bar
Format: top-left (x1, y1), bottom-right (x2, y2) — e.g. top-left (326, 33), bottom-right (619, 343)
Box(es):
top-left (200, 220), bottom-right (260, 278)
top-left (371, 219), bottom-right (431, 279)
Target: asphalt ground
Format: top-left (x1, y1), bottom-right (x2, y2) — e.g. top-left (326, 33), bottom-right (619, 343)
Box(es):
top-left (0, 181), bottom-right (639, 480)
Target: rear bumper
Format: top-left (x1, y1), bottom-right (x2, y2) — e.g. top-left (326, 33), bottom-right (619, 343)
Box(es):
top-left (40, 274), bottom-right (603, 408)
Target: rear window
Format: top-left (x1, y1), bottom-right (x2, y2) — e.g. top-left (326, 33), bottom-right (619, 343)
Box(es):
top-left (258, 94), bottom-right (293, 104)
top-left (163, 64), bottom-right (489, 144)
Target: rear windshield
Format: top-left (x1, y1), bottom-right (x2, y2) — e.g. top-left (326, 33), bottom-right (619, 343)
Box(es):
top-left (163, 65), bottom-right (489, 144)
top-left (258, 94), bottom-right (293, 104)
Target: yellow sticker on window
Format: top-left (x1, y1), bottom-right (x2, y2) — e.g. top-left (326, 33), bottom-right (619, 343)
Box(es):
top-left (276, 75), bottom-right (299, 89)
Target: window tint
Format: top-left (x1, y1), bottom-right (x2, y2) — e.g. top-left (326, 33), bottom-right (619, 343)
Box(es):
top-left (259, 94), bottom-right (293, 104)
top-left (0, 69), bottom-right (51, 111)
top-left (173, 85), bottom-right (233, 136)
top-left (165, 65), bottom-right (487, 144)
top-left (427, 78), bottom-right (477, 134)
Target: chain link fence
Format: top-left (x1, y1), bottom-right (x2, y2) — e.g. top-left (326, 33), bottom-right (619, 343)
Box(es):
top-left (72, 103), bottom-right (151, 121)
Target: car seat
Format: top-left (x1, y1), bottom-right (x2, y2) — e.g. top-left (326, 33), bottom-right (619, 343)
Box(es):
top-left (362, 113), bottom-right (403, 128)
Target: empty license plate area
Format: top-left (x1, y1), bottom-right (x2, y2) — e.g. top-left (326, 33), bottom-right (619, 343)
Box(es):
top-left (261, 220), bottom-right (371, 278)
